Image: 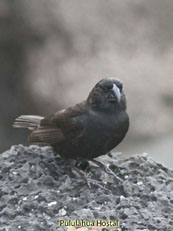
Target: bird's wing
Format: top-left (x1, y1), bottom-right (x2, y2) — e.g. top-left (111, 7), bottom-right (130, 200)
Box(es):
top-left (29, 101), bottom-right (88, 145)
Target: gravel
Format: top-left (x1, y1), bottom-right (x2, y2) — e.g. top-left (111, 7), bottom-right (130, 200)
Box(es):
top-left (0, 145), bottom-right (173, 231)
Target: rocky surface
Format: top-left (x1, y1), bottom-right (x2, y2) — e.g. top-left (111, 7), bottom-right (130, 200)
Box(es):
top-left (0, 145), bottom-right (173, 231)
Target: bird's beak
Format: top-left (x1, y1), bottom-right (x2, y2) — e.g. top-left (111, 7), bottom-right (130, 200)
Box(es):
top-left (112, 84), bottom-right (121, 102)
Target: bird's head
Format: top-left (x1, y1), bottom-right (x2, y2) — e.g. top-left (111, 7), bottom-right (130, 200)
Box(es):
top-left (87, 78), bottom-right (127, 111)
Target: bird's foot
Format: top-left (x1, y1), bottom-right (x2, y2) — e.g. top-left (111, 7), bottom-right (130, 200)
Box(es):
top-left (89, 159), bottom-right (123, 183)
top-left (71, 166), bottom-right (111, 192)
top-left (86, 178), bottom-right (111, 193)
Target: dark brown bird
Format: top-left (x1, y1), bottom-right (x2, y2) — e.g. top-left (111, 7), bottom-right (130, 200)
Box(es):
top-left (13, 78), bottom-right (129, 161)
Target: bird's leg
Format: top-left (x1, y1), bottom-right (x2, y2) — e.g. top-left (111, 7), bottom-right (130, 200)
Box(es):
top-left (71, 165), bottom-right (91, 187)
top-left (70, 161), bottom-right (111, 192)
top-left (89, 159), bottom-right (123, 183)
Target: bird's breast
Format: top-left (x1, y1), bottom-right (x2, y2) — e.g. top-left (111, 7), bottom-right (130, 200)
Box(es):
top-left (84, 110), bottom-right (128, 150)
top-left (55, 109), bottom-right (129, 160)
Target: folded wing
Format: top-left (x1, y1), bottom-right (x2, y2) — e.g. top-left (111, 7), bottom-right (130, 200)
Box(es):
top-left (13, 101), bottom-right (87, 146)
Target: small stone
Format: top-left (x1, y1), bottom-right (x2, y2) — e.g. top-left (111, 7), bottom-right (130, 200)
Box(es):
top-left (48, 201), bottom-right (57, 207)
top-left (58, 208), bottom-right (67, 216)
top-left (137, 181), bottom-right (143, 185)
top-left (120, 195), bottom-right (125, 200)
top-left (12, 171), bottom-right (18, 175)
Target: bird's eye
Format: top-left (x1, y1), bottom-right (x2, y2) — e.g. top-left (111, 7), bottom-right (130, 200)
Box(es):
top-left (107, 84), bottom-right (113, 90)
top-left (104, 85), bottom-right (113, 93)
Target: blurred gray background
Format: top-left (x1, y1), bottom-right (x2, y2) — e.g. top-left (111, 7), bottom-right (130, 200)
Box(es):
top-left (1, 0), bottom-right (173, 167)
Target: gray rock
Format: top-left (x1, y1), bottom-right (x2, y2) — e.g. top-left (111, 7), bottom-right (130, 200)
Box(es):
top-left (0, 145), bottom-right (173, 231)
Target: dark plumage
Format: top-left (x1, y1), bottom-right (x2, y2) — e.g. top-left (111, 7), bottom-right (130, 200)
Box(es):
top-left (13, 78), bottom-right (129, 160)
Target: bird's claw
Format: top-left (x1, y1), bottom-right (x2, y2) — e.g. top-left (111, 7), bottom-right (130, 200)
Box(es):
top-left (104, 165), bottom-right (123, 183)
top-left (86, 178), bottom-right (111, 193)
top-left (71, 165), bottom-right (110, 192)
top-left (89, 159), bottom-right (123, 183)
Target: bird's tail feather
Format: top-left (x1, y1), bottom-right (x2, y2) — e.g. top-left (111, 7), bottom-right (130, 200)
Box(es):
top-left (13, 115), bottom-right (44, 130)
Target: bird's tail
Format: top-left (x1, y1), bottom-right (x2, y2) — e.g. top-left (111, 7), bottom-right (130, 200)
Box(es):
top-left (13, 115), bottom-right (44, 131)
